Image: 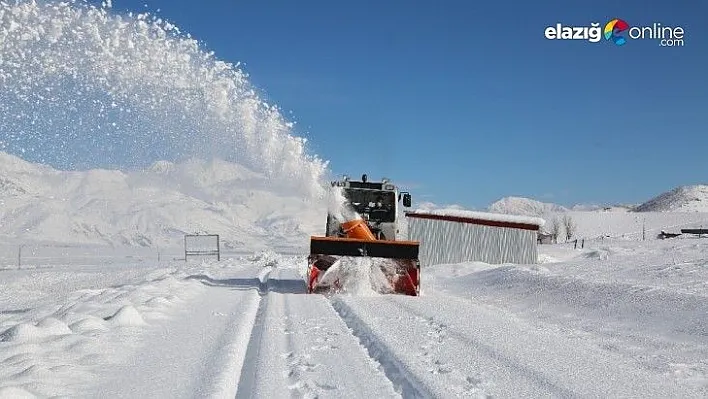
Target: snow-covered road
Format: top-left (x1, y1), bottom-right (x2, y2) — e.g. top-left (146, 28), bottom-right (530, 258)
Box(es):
top-left (1, 243), bottom-right (707, 398)
top-left (234, 266), bottom-right (400, 399)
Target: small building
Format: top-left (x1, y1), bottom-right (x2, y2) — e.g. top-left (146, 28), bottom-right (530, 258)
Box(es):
top-left (405, 209), bottom-right (545, 266)
top-left (537, 231), bottom-right (555, 244)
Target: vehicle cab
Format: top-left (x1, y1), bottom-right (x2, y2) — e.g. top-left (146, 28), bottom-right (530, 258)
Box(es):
top-left (328, 174), bottom-right (412, 240)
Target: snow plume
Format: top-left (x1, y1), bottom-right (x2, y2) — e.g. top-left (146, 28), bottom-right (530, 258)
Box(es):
top-left (0, 0), bottom-right (328, 199)
top-left (327, 186), bottom-right (361, 223)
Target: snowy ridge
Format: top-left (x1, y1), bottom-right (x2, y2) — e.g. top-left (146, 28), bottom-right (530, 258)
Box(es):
top-left (488, 196), bottom-right (568, 216)
top-left (489, 186), bottom-right (708, 217)
top-left (635, 185), bottom-right (708, 212)
top-left (414, 201), bottom-right (467, 211)
top-left (0, 152), bottom-right (326, 251)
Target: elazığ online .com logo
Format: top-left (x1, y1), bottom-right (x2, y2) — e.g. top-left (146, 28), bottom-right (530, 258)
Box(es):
top-left (544, 18), bottom-right (685, 47)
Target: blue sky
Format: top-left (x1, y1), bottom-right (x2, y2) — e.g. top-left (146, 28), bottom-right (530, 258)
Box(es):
top-left (97, 0), bottom-right (705, 208)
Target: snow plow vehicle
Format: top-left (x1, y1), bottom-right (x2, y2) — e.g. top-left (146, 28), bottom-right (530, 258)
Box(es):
top-left (307, 174), bottom-right (421, 296)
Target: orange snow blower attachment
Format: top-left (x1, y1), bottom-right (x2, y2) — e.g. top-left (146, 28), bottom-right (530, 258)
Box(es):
top-left (307, 218), bottom-right (421, 296)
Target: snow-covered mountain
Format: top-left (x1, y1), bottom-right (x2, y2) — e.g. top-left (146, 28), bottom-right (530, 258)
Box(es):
top-left (0, 152), bottom-right (326, 251)
top-left (482, 194), bottom-right (708, 240)
top-left (488, 196), bottom-right (568, 217)
top-left (489, 186), bottom-right (708, 216)
top-left (4, 149), bottom-right (707, 251)
top-left (634, 185), bottom-right (708, 212)
top-left (414, 201), bottom-right (467, 211)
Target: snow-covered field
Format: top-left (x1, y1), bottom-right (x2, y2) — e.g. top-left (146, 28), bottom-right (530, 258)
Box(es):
top-left (540, 210), bottom-right (708, 241)
top-left (1, 237), bottom-right (706, 398)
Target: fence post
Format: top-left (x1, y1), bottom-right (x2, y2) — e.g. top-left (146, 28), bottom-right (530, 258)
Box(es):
top-left (18, 244), bottom-right (27, 269)
top-left (642, 219), bottom-right (646, 241)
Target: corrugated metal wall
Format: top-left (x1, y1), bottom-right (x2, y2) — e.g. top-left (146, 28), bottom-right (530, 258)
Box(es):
top-left (407, 217), bottom-right (538, 266)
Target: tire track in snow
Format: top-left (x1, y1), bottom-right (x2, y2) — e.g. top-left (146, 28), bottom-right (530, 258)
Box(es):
top-left (332, 294), bottom-right (582, 397)
top-left (381, 296), bottom-right (572, 398)
top-left (235, 265), bottom-right (400, 398)
top-left (329, 297), bottom-right (435, 399)
top-left (383, 294), bottom-right (694, 398)
top-left (236, 266), bottom-right (328, 398)
top-left (234, 267), bottom-right (272, 398)
top-left (192, 289), bottom-right (262, 398)
top-left (280, 294), bottom-right (336, 398)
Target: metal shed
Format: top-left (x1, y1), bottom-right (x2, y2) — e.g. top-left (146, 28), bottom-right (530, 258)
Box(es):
top-left (405, 209), bottom-right (545, 267)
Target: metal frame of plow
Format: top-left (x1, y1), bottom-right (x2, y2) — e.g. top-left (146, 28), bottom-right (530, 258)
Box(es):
top-left (310, 237), bottom-right (420, 259)
top-left (184, 234), bottom-right (220, 262)
top-left (308, 237), bottom-right (421, 296)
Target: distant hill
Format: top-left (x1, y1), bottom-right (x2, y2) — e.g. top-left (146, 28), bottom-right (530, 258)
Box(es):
top-left (415, 201), bottom-right (467, 211)
top-left (634, 185), bottom-right (708, 212)
top-left (488, 196), bottom-right (568, 217)
top-left (415, 192), bottom-right (708, 242)
top-left (571, 204), bottom-right (636, 212)
top-left (0, 152), bottom-right (325, 251)
top-left (5, 148), bottom-right (708, 250)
